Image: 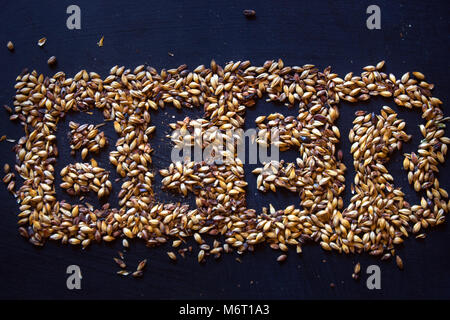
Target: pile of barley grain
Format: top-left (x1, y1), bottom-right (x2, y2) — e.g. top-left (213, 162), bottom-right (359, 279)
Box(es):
top-left (60, 162), bottom-right (112, 198)
top-left (68, 121), bottom-right (108, 159)
top-left (3, 60), bottom-right (449, 264)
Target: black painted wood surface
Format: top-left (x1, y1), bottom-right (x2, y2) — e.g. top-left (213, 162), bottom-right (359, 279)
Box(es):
top-left (0, 0), bottom-right (449, 299)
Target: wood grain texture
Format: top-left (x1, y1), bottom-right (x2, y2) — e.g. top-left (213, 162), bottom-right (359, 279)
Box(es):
top-left (0, 0), bottom-right (449, 299)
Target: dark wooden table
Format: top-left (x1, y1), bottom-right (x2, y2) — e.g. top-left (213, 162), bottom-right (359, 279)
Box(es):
top-left (0, 0), bottom-right (449, 299)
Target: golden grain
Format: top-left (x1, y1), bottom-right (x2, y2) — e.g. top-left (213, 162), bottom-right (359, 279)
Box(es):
top-left (2, 59), bottom-right (447, 270)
